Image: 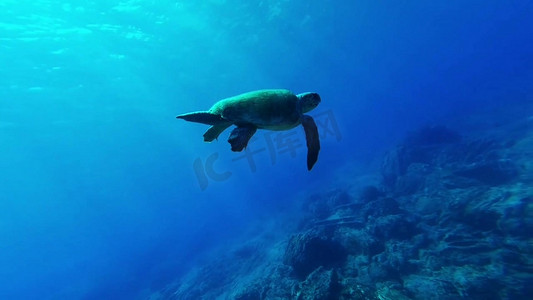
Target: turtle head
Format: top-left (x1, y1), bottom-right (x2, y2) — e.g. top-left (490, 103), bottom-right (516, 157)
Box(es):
top-left (297, 92), bottom-right (321, 113)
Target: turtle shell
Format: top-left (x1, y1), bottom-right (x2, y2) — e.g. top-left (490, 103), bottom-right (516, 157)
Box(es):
top-left (210, 89), bottom-right (302, 130)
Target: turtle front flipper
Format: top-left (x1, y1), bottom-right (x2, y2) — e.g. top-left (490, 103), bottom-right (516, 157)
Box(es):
top-left (228, 126), bottom-right (257, 152)
top-left (204, 123), bottom-right (232, 142)
top-left (176, 111), bottom-right (225, 125)
top-left (301, 115), bottom-right (320, 170)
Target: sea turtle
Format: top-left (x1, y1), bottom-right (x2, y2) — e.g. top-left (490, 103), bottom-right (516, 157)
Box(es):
top-left (177, 89), bottom-right (321, 170)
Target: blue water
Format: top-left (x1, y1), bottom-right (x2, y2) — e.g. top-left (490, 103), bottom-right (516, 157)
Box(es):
top-left (0, 1), bottom-right (531, 299)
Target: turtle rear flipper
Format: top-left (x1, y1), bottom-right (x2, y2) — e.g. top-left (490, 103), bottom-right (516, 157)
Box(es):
top-left (302, 115), bottom-right (320, 170)
top-left (176, 111), bottom-right (225, 125)
top-left (228, 126), bottom-right (257, 151)
top-left (204, 123), bottom-right (232, 142)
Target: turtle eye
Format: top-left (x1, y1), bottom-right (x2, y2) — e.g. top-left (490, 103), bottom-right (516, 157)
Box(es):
top-left (311, 93), bottom-right (321, 105)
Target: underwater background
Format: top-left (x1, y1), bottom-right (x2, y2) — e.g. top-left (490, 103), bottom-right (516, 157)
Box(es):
top-left (0, 1), bottom-right (531, 299)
